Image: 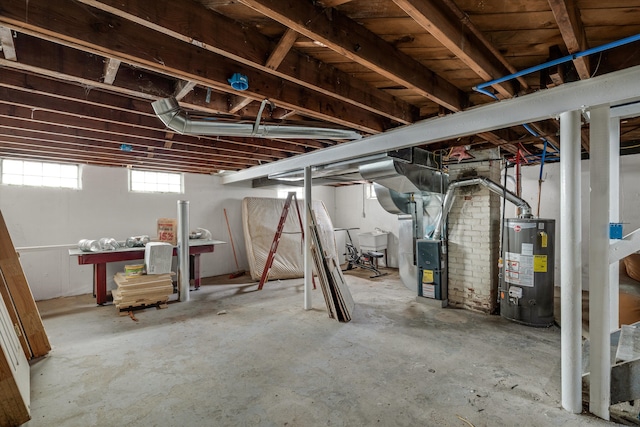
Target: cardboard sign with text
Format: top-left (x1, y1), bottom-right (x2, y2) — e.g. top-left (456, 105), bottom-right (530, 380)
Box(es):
top-left (157, 218), bottom-right (177, 245)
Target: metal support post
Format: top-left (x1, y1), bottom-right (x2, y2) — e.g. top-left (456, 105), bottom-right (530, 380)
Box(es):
top-left (609, 117), bottom-right (620, 332)
top-left (589, 105), bottom-right (611, 420)
top-left (304, 166), bottom-right (313, 310)
top-left (560, 110), bottom-right (583, 413)
top-left (178, 200), bottom-right (190, 302)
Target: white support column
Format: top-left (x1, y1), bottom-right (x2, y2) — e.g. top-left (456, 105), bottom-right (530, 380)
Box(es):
top-left (589, 104), bottom-right (611, 420)
top-left (177, 200), bottom-right (190, 303)
top-left (609, 118), bottom-right (620, 332)
top-left (304, 166), bottom-right (313, 310)
top-left (560, 110), bottom-right (582, 413)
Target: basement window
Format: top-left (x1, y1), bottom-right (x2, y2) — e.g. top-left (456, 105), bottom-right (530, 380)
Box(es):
top-left (129, 170), bottom-right (182, 194)
top-left (0, 159), bottom-right (80, 189)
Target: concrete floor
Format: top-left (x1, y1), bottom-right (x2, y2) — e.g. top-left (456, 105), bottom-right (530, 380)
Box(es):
top-left (26, 269), bottom-right (617, 427)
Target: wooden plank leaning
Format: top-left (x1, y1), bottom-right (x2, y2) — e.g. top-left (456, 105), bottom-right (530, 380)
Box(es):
top-left (0, 270), bottom-right (31, 360)
top-left (0, 210), bottom-right (50, 358)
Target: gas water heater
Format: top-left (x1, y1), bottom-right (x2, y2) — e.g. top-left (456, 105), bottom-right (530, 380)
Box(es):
top-left (499, 218), bottom-right (555, 327)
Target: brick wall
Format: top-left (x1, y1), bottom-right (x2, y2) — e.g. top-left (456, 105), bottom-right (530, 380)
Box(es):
top-left (446, 160), bottom-right (501, 313)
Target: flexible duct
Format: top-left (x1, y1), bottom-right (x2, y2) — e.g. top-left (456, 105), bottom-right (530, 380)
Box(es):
top-left (152, 97), bottom-right (362, 140)
top-left (433, 177), bottom-right (532, 239)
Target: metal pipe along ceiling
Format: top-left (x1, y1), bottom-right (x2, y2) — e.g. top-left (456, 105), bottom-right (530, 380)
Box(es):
top-left (433, 177), bottom-right (532, 239)
top-left (151, 97), bottom-right (362, 140)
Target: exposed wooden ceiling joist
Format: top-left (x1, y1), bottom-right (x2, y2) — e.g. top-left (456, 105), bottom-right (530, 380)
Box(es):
top-left (0, 0), bottom-right (637, 176)
top-left (173, 80), bottom-right (197, 101)
top-left (0, 0), bottom-right (391, 134)
top-left (391, 0), bottom-right (517, 98)
top-left (238, 0), bottom-right (466, 112)
top-left (71, 0), bottom-right (417, 125)
top-left (548, 0), bottom-right (591, 79)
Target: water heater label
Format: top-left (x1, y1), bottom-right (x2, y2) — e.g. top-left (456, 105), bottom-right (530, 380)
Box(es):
top-left (533, 255), bottom-right (548, 272)
top-left (504, 252), bottom-right (534, 287)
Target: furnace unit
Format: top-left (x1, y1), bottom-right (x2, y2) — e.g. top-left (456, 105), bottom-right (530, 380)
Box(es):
top-left (416, 239), bottom-right (447, 305)
top-left (499, 218), bottom-right (555, 327)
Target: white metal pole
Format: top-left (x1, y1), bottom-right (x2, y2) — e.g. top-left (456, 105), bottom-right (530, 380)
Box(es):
top-left (609, 118), bottom-right (620, 332)
top-left (304, 166), bottom-right (313, 310)
top-left (560, 110), bottom-right (582, 413)
top-left (178, 200), bottom-right (190, 302)
top-left (588, 105), bottom-right (611, 420)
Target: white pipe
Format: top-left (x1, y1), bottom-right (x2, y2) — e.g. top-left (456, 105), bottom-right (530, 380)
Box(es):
top-left (178, 200), bottom-right (190, 302)
top-left (152, 97), bottom-right (362, 140)
top-left (609, 118), bottom-right (620, 332)
top-left (588, 105), bottom-right (611, 420)
top-left (304, 166), bottom-right (312, 310)
top-left (560, 110), bottom-right (582, 413)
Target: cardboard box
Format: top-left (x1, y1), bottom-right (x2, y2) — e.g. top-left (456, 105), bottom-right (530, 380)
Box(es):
top-left (157, 218), bottom-right (177, 245)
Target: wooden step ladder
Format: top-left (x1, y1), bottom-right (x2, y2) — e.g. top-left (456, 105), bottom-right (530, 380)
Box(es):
top-left (258, 192), bottom-right (314, 290)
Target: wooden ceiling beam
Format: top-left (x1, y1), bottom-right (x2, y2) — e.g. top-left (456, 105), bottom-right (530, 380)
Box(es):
top-left (238, 0), bottom-right (466, 112)
top-left (0, 0), bottom-right (390, 134)
top-left (0, 103), bottom-right (284, 163)
top-left (69, 0), bottom-right (417, 124)
top-left (0, 147), bottom-right (220, 174)
top-left (0, 135), bottom-right (248, 170)
top-left (173, 80), bottom-right (197, 101)
top-left (230, 28), bottom-right (298, 114)
top-left (316, 0), bottom-right (354, 7)
top-left (0, 66), bottom-right (326, 155)
top-left (548, 0), bottom-right (591, 79)
top-left (0, 84), bottom-right (288, 160)
top-left (0, 115), bottom-right (270, 167)
top-left (392, 0), bottom-right (517, 98)
top-left (0, 26), bottom-right (16, 60)
top-left (527, 120), bottom-right (561, 149)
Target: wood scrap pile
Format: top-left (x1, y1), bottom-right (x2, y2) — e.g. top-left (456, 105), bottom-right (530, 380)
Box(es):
top-left (308, 208), bottom-right (354, 322)
top-left (112, 272), bottom-right (173, 315)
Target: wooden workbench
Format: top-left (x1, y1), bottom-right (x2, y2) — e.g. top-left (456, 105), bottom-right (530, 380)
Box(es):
top-left (69, 240), bottom-right (225, 305)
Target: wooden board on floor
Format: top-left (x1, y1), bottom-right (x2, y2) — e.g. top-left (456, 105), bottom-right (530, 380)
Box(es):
top-left (0, 210), bottom-right (50, 359)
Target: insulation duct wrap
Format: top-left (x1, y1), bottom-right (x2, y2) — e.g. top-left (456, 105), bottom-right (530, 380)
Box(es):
top-left (152, 97), bottom-right (362, 140)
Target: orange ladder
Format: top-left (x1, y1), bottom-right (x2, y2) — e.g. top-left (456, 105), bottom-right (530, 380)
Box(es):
top-left (259, 192), bottom-right (315, 290)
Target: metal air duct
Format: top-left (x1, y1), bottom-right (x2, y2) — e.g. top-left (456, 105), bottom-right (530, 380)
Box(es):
top-left (433, 177), bottom-right (532, 239)
top-left (152, 97), bottom-right (362, 140)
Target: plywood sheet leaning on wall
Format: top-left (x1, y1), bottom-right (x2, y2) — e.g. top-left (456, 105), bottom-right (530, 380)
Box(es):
top-left (0, 278), bottom-right (31, 426)
top-left (242, 198), bottom-right (338, 281)
top-left (0, 210), bottom-right (50, 358)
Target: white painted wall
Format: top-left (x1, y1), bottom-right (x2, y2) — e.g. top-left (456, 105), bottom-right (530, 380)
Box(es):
top-left (0, 165), bottom-right (335, 300)
top-left (334, 184), bottom-right (399, 268)
top-left (517, 153), bottom-right (640, 290)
